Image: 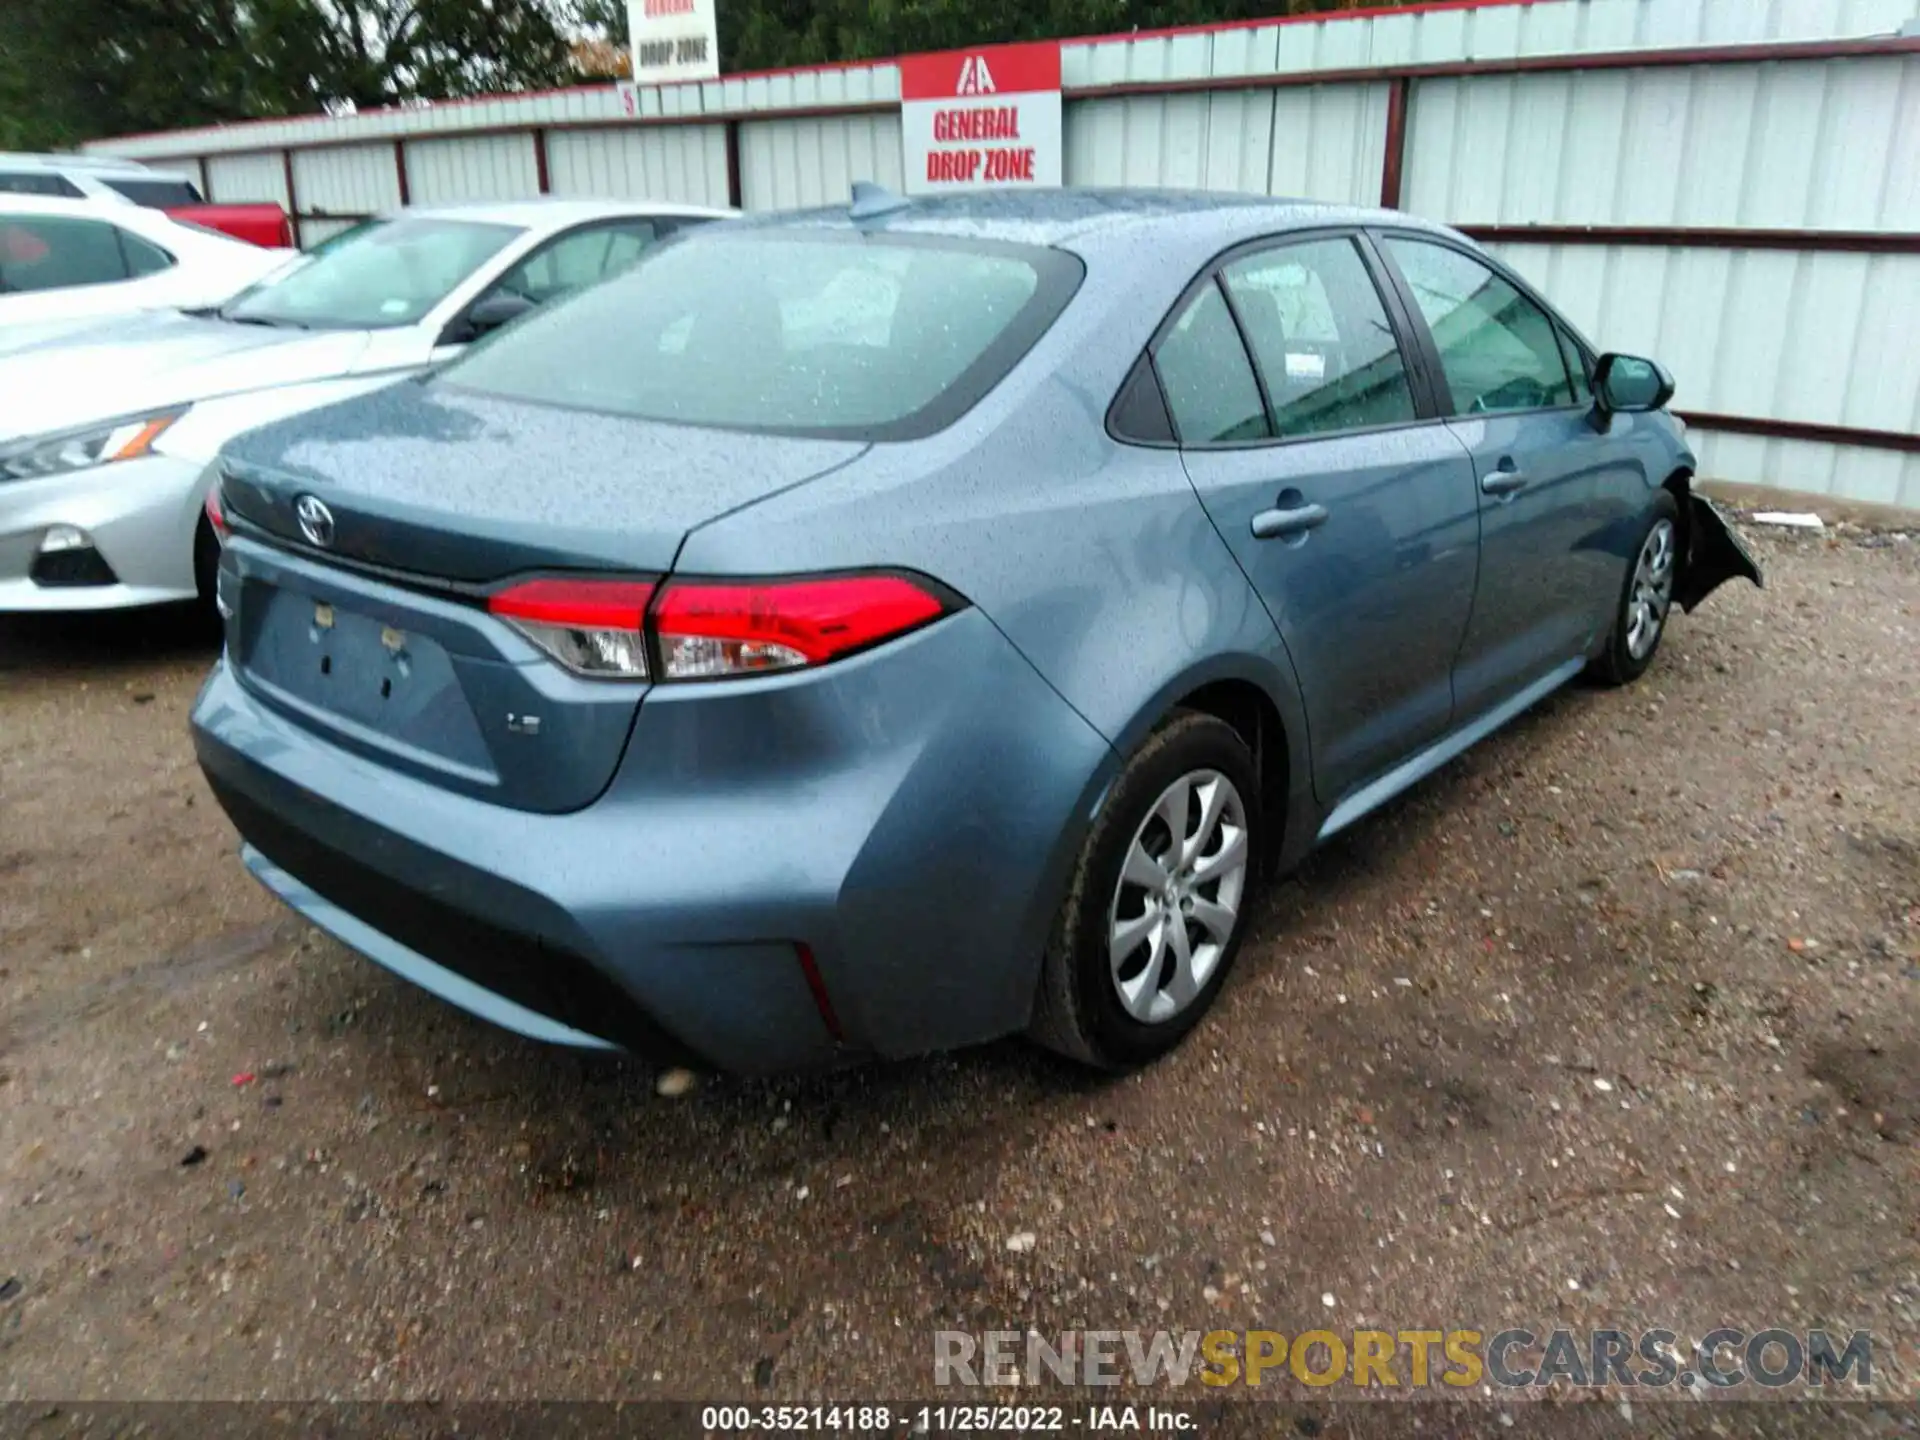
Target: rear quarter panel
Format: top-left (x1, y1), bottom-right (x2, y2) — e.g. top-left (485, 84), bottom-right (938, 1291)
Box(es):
top-left (675, 256), bottom-right (1316, 846)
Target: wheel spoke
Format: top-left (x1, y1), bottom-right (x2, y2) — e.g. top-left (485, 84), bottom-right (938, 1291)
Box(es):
top-left (1122, 838), bottom-right (1168, 892)
top-left (1109, 902), bottom-right (1161, 972)
top-left (1163, 916), bottom-right (1199, 1009)
top-left (1155, 775), bottom-right (1193, 857)
top-left (1116, 920), bottom-right (1167, 1020)
top-left (1189, 895), bottom-right (1237, 945)
top-left (1186, 776), bottom-right (1228, 866)
top-left (1193, 826), bottom-right (1247, 886)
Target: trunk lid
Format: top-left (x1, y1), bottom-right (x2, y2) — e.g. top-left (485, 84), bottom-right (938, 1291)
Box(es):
top-left (217, 380), bottom-right (869, 814)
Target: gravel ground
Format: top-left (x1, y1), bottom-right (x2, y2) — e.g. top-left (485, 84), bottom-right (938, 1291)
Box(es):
top-left (0, 521), bottom-right (1916, 1430)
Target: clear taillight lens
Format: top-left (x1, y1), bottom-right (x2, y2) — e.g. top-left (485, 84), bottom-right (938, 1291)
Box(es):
top-left (650, 575), bottom-right (950, 680)
top-left (487, 578), bottom-right (655, 679)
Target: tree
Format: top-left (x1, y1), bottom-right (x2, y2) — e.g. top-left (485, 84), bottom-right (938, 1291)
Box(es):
top-left (0, 0), bottom-right (581, 149)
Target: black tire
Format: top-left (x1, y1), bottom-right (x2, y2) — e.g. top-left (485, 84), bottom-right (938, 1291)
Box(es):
top-left (1587, 489), bottom-right (1680, 688)
top-left (1030, 710), bottom-right (1262, 1070)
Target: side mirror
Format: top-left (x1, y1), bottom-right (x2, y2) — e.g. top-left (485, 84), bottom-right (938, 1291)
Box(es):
top-left (443, 290), bottom-right (536, 346)
top-left (1592, 352), bottom-right (1674, 415)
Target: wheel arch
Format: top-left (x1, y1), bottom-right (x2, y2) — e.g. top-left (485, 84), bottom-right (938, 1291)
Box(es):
top-left (1104, 654), bottom-right (1315, 871)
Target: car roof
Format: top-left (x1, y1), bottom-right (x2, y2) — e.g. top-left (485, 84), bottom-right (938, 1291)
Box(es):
top-left (0, 192), bottom-right (165, 218)
top-left (0, 152), bottom-right (154, 176)
top-left (397, 198), bottom-right (738, 229)
top-left (720, 186), bottom-right (1458, 260)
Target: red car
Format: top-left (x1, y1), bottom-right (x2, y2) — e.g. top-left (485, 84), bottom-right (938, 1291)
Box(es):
top-left (164, 202), bottom-right (295, 249)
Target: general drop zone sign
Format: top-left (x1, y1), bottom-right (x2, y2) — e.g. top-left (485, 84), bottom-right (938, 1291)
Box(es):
top-left (901, 42), bottom-right (1063, 194)
top-left (627, 0), bottom-right (719, 85)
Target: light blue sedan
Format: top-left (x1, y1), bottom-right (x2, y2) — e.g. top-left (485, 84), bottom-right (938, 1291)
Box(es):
top-left (190, 187), bottom-right (1761, 1073)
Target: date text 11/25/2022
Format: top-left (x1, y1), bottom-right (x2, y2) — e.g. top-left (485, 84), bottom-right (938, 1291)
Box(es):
top-left (699, 1405), bottom-right (1193, 1432)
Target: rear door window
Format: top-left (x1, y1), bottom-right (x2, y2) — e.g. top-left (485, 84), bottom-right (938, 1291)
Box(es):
top-left (1152, 280), bottom-right (1270, 445)
top-left (0, 171), bottom-right (86, 199)
top-left (101, 177), bottom-right (206, 208)
top-left (439, 232), bottom-right (1083, 440)
top-left (491, 220), bottom-right (660, 306)
top-left (1221, 236), bottom-right (1419, 437)
top-left (0, 216), bottom-right (131, 293)
top-left (119, 230), bottom-right (175, 277)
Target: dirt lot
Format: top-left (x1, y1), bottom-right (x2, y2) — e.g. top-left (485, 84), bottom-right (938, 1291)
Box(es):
top-left (1, 521), bottom-right (1917, 1428)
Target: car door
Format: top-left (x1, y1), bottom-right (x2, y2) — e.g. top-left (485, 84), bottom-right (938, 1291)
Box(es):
top-left (1168, 232), bottom-right (1483, 808)
top-left (1374, 233), bottom-right (1644, 720)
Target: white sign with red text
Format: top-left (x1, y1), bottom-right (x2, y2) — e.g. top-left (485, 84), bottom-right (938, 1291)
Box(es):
top-left (627, 0), bottom-right (719, 86)
top-left (900, 41), bottom-right (1062, 195)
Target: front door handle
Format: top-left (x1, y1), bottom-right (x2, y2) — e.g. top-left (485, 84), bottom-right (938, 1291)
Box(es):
top-left (1481, 470), bottom-right (1529, 496)
top-left (1251, 502), bottom-right (1329, 540)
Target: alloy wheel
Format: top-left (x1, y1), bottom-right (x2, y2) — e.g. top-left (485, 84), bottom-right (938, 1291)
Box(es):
top-left (1107, 769), bottom-right (1250, 1024)
top-left (1626, 517), bottom-right (1676, 661)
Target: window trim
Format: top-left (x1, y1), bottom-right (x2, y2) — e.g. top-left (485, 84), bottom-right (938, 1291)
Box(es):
top-left (1108, 224), bottom-right (1450, 453)
top-left (1367, 226), bottom-right (1597, 423)
top-left (114, 226), bottom-right (176, 279)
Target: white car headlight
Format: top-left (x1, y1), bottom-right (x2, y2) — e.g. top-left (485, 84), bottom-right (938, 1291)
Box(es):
top-left (0, 409), bottom-right (185, 482)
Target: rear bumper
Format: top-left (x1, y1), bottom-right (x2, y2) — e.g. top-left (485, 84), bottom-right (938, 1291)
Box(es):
top-left (0, 452), bottom-right (207, 611)
top-left (191, 607), bottom-right (1115, 1073)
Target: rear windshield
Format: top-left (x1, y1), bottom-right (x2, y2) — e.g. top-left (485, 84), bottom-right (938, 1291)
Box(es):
top-left (437, 230), bottom-right (1084, 440)
top-left (103, 177), bottom-right (205, 207)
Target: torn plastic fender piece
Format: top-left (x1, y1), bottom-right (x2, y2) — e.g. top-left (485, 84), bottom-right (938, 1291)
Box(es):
top-left (1675, 492), bottom-right (1765, 613)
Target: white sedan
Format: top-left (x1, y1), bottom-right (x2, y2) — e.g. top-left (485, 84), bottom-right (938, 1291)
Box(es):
top-left (0, 197), bottom-right (733, 611)
top-left (0, 193), bottom-right (296, 339)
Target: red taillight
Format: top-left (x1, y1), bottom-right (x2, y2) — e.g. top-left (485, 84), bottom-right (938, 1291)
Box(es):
top-left (204, 487), bottom-right (228, 543)
top-left (485, 572), bottom-right (954, 683)
top-left (488, 577), bottom-right (656, 679)
top-left (488, 578), bottom-right (655, 629)
top-left (650, 575), bottom-right (949, 680)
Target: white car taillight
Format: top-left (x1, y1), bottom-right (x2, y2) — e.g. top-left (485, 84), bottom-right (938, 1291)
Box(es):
top-left (487, 578), bottom-right (655, 679)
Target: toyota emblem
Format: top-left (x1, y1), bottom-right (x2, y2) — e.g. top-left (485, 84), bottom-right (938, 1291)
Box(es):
top-left (294, 494), bottom-right (336, 549)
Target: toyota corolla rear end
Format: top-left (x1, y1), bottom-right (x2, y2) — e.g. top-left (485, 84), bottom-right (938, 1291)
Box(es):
top-left (190, 218), bottom-right (1109, 1072)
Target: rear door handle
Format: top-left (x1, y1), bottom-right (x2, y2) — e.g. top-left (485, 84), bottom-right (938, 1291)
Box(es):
top-left (1481, 471), bottom-right (1529, 496)
top-left (1250, 502), bottom-right (1329, 540)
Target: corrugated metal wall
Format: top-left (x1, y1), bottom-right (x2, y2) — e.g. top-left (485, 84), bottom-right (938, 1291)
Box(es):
top-left (292, 143), bottom-right (404, 220)
top-left (75, 0), bottom-right (1920, 505)
top-left (204, 151), bottom-right (289, 208)
top-left (545, 125), bottom-right (731, 205)
top-left (1401, 58), bottom-right (1919, 228)
top-left (739, 113), bottom-right (905, 210)
top-left (1065, 83), bottom-right (1391, 203)
top-left (404, 134), bottom-right (543, 203)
